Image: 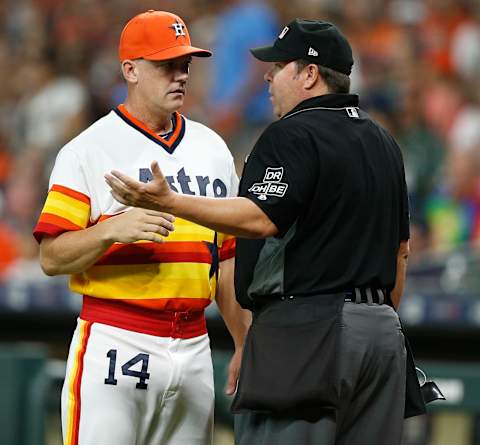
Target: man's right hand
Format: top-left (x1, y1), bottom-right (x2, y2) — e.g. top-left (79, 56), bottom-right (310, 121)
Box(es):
top-left (101, 208), bottom-right (175, 244)
top-left (40, 208), bottom-right (175, 276)
top-left (105, 160), bottom-right (176, 213)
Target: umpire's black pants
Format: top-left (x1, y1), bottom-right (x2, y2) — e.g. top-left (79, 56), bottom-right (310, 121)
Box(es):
top-left (234, 302), bottom-right (407, 445)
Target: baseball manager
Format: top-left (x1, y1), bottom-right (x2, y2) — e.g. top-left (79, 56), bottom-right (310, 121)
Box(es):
top-left (35, 10), bottom-right (250, 445)
top-left (106, 18), bottom-right (427, 445)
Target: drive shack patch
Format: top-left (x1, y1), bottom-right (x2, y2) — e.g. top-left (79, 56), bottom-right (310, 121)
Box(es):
top-left (248, 167), bottom-right (288, 201)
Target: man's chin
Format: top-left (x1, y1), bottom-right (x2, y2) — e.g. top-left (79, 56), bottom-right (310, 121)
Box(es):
top-left (166, 98), bottom-right (184, 113)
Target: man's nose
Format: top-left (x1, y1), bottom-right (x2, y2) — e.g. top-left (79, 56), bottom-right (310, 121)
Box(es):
top-left (175, 69), bottom-right (189, 81)
top-left (264, 69), bottom-right (272, 83)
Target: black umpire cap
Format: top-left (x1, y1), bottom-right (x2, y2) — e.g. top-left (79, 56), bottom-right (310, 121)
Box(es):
top-left (250, 18), bottom-right (354, 75)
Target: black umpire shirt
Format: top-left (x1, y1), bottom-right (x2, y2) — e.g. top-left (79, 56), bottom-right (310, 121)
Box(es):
top-left (235, 93), bottom-right (409, 309)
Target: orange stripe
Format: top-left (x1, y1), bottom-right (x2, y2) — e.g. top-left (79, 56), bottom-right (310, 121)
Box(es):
top-left (101, 241), bottom-right (211, 254)
top-left (117, 104), bottom-right (182, 148)
top-left (50, 184), bottom-right (90, 204)
top-left (96, 243), bottom-right (212, 265)
top-left (33, 222), bottom-right (69, 243)
top-left (98, 214), bottom-right (115, 222)
top-left (33, 215), bottom-right (83, 242)
top-left (66, 320), bottom-right (92, 445)
top-left (38, 213), bottom-right (83, 231)
top-left (114, 297), bottom-right (211, 311)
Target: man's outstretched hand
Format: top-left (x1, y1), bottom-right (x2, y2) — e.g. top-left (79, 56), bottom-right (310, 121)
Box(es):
top-left (105, 160), bottom-right (175, 212)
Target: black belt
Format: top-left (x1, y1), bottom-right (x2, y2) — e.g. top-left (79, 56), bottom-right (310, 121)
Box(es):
top-left (344, 287), bottom-right (387, 305)
top-left (253, 288), bottom-right (388, 311)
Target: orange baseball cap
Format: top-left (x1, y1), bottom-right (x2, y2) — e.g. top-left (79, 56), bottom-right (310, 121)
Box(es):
top-left (118, 10), bottom-right (212, 61)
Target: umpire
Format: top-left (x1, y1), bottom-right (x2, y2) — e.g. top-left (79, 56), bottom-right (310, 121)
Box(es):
top-left (230, 19), bottom-right (427, 445)
top-left (106, 17), bottom-right (427, 445)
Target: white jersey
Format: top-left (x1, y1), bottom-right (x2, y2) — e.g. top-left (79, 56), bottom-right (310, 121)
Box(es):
top-left (54, 106), bottom-right (238, 221)
top-left (35, 106), bottom-right (238, 312)
top-left (35, 107), bottom-right (238, 445)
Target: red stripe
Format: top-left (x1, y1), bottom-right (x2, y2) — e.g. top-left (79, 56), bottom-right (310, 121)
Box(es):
top-left (33, 216), bottom-right (82, 243)
top-left (219, 238), bottom-right (236, 261)
top-left (33, 223), bottom-right (72, 243)
top-left (72, 321), bottom-right (92, 445)
top-left (95, 241), bottom-right (212, 266)
top-left (81, 296), bottom-right (207, 338)
top-left (38, 213), bottom-right (83, 230)
top-left (50, 184), bottom-right (90, 204)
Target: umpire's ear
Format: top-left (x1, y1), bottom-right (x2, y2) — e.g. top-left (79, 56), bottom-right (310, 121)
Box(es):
top-left (121, 59), bottom-right (139, 84)
top-left (303, 63), bottom-right (320, 90)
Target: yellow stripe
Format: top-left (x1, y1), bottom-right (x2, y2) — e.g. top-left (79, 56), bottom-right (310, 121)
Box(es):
top-left (69, 263), bottom-right (214, 299)
top-left (210, 274), bottom-right (218, 300)
top-left (167, 218), bottom-right (215, 242)
top-left (65, 320), bottom-right (87, 445)
top-left (106, 218), bottom-right (215, 243)
top-left (218, 233), bottom-right (235, 247)
top-left (43, 191), bottom-right (90, 228)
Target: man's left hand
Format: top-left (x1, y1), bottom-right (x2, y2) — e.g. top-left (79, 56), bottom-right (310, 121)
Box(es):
top-left (225, 347), bottom-right (243, 396)
top-left (105, 160), bottom-right (175, 211)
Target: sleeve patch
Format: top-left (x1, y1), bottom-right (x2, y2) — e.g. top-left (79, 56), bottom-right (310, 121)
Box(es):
top-left (247, 167), bottom-right (289, 201)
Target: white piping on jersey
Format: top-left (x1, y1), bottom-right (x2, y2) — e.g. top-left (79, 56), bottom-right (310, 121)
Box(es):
top-left (283, 106), bottom-right (360, 120)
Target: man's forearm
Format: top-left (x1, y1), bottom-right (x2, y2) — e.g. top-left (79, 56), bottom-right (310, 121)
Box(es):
top-left (391, 240), bottom-right (410, 309)
top-left (106, 162), bottom-right (277, 238)
top-left (217, 295), bottom-right (251, 349)
top-left (167, 194), bottom-right (277, 239)
top-left (40, 224), bottom-right (114, 276)
top-left (216, 258), bottom-right (251, 348)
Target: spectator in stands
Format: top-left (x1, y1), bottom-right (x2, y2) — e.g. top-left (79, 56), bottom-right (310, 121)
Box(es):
top-left (207, 0), bottom-right (279, 162)
top-left (14, 51), bottom-right (89, 163)
top-left (425, 104), bottom-right (480, 250)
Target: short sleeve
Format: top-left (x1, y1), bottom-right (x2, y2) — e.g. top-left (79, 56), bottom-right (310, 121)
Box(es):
top-left (390, 134), bottom-right (410, 241)
top-left (239, 124), bottom-right (318, 236)
top-left (229, 158), bottom-right (240, 196)
top-left (33, 147), bottom-right (91, 243)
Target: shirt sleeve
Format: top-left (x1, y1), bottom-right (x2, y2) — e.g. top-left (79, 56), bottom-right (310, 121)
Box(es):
top-left (239, 124), bottom-right (318, 236)
top-left (33, 147), bottom-right (91, 243)
top-left (384, 131), bottom-right (410, 242)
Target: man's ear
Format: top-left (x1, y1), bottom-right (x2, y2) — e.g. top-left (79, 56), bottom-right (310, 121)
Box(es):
top-left (121, 60), bottom-right (139, 84)
top-left (304, 64), bottom-right (320, 90)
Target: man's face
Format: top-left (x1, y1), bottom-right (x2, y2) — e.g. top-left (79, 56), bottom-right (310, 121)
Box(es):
top-left (134, 56), bottom-right (191, 114)
top-left (264, 61), bottom-right (304, 118)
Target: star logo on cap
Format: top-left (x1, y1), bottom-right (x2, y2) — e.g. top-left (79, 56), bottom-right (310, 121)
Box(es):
top-left (170, 21), bottom-right (186, 38)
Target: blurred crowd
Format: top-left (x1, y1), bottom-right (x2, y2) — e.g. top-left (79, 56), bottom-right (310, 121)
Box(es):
top-left (0, 0), bottom-right (479, 282)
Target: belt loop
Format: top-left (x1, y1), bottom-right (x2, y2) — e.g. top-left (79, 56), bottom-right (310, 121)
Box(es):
top-left (366, 288), bottom-right (373, 304)
top-left (354, 288), bottom-right (361, 304)
top-left (377, 289), bottom-right (384, 305)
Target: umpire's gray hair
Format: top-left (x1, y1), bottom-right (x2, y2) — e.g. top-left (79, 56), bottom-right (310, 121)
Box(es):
top-left (295, 59), bottom-right (350, 94)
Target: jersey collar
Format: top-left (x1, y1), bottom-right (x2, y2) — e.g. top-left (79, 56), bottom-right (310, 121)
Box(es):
top-left (114, 104), bottom-right (186, 154)
top-left (282, 94), bottom-right (360, 119)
